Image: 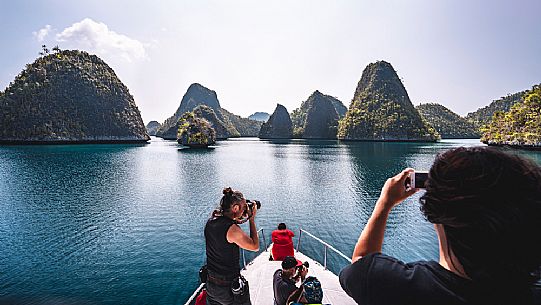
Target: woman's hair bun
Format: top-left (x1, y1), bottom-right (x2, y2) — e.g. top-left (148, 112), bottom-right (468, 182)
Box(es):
top-left (223, 187), bottom-right (233, 196)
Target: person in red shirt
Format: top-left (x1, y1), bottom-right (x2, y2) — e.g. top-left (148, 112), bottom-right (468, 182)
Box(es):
top-left (271, 223), bottom-right (295, 261)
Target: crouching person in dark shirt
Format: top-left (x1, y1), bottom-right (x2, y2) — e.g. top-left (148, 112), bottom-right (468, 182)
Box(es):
top-left (273, 256), bottom-right (308, 305)
top-left (339, 147), bottom-right (541, 305)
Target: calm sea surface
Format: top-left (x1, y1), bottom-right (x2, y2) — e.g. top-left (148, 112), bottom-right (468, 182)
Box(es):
top-left (1, 137), bottom-right (540, 304)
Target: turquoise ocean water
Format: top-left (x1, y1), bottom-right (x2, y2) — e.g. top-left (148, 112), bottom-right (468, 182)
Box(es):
top-left (0, 138), bottom-right (539, 304)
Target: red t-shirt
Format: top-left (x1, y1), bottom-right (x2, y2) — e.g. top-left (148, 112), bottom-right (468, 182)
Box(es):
top-left (272, 229), bottom-right (295, 261)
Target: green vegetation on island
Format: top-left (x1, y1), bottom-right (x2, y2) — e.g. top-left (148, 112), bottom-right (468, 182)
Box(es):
top-left (177, 111), bottom-right (216, 147)
top-left (416, 103), bottom-right (479, 139)
top-left (338, 61), bottom-right (439, 141)
top-left (193, 105), bottom-right (235, 139)
top-left (481, 84), bottom-right (541, 148)
top-left (0, 47), bottom-right (149, 143)
top-left (259, 104), bottom-right (293, 139)
top-left (466, 90), bottom-right (525, 131)
top-left (291, 90), bottom-right (345, 139)
top-left (220, 108), bottom-right (262, 137)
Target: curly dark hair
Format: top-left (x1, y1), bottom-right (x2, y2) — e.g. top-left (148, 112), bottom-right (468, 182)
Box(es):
top-left (420, 147), bottom-right (541, 293)
top-left (219, 187), bottom-right (244, 213)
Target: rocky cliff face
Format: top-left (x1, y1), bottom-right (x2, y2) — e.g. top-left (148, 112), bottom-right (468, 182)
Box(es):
top-left (146, 121), bottom-right (161, 136)
top-left (291, 91), bottom-right (341, 139)
top-left (0, 50), bottom-right (149, 143)
top-left (338, 61), bottom-right (439, 141)
top-left (258, 104), bottom-right (293, 139)
top-left (416, 103), bottom-right (479, 139)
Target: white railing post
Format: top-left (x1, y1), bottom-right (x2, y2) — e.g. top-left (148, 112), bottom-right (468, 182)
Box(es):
top-left (296, 229), bottom-right (303, 252)
top-left (183, 283), bottom-right (205, 305)
top-left (324, 245), bottom-right (327, 270)
top-left (261, 228), bottom-right (267, 251)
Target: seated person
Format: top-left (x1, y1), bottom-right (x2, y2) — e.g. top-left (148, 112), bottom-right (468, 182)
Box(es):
top-left (339, 147), bottom-right (541, 305)
top-left (272, 223), bottom-right (295, 260)
top-left (273, 256), bottom-right (308, 305)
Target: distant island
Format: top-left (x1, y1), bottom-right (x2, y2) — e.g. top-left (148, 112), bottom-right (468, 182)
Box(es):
top-left (248, 112), bottom-right (270, 122)
top-left (0, 48), bottom-right (149, 144)
top-left (338, 61), bottom-right (439, 142)
top-left (416, 103), bottom-right (479, 139)
top-left (146, 121), bottom-right (161, 136)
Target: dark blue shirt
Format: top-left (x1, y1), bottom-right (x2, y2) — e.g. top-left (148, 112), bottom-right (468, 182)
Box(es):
top-left (339, 253), bottom-right (541, 305)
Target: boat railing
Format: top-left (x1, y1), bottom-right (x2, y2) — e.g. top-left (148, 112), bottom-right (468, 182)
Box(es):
top-left (241, 227), bottom-right (267, 269)
top-left (296, 228), bottom-right (352, 270)
top-left (183, 283), bottom-right (205, 305)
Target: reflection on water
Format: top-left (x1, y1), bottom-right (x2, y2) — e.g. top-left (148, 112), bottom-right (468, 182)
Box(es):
top-left (0, 138), bottom-right (536, 304)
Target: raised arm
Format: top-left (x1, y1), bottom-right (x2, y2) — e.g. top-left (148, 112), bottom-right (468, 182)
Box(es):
top-left (352, 169), bottom-right (417, 263)
top-left (227, 206), bottom-right (259, 251)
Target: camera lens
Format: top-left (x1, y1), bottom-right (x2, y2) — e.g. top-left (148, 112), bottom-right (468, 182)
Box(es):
top-left (246, 200), bottom-right (261, 210)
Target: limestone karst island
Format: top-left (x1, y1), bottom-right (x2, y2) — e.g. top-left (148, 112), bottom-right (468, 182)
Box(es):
top-left (0, 49), bottom-right (149, 144)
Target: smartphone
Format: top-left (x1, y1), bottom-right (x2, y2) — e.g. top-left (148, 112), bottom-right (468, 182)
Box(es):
top-left (405, 171), bottom-right (428, 189)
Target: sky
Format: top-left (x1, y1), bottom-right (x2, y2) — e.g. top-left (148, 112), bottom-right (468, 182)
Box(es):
top-left (1, 0), bottom-right (540, 124)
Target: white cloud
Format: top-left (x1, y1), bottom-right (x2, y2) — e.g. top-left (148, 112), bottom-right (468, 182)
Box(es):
top-left (56, 18), bottom-right (147, 62)
top-left (33, 25), bottom-right (51, 42)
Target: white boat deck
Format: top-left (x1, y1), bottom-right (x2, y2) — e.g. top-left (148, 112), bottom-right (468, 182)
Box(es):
top-left (241, 245), bottom-right (357, 305)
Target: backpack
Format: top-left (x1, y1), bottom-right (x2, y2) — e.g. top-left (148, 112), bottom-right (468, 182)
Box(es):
top-left (195, 288), bottom-right (207, 305)
top-left (302, 276), bottom-right (323, 303)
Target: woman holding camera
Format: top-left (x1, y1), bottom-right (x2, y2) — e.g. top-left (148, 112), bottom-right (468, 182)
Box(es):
top-left (205, 187), bottom-right (259, 305)
top-left (340, 147), bottom-right (541, 305)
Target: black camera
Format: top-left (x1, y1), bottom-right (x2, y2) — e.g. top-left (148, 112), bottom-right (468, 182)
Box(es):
top-left (246, 199), bottom-right (261, 211)
top-left (296, 261), bottom-right (309, 273)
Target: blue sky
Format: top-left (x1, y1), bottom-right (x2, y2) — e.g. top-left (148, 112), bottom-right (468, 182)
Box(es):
top-left (1, 0), bottom-right (540, 124)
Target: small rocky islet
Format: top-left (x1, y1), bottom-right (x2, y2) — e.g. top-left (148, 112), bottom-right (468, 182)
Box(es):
top-left (1, 49), bottom-right (539, 148)
top-left (176, 111), bottom-right (216, 147)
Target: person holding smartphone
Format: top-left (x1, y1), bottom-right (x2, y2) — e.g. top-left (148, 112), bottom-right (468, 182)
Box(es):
top-left (339, 147), bottom-right (541, 305)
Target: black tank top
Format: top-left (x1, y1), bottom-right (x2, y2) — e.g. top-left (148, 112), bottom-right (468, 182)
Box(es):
top-left (205, 216), bottom-right (240, 277)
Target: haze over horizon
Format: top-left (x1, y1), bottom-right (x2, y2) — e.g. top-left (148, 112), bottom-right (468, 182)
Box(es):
top-left (1, 0), bottom-right (540, 124)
